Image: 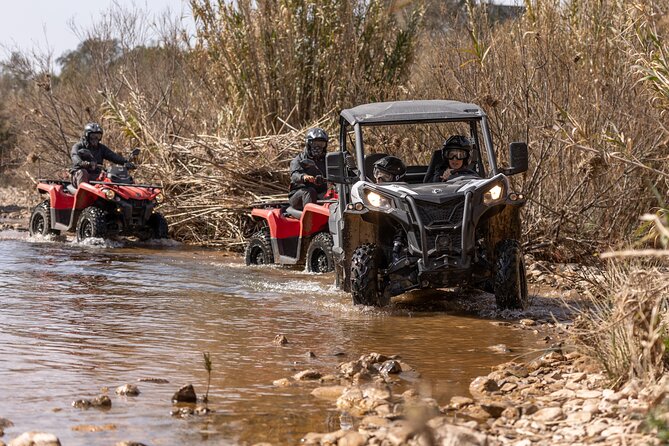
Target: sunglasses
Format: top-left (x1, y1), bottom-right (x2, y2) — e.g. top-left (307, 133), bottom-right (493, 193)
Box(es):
top-left (446, 149), bottom-right (468, 160)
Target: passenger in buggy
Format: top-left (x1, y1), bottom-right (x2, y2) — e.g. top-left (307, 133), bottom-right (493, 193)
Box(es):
top-left (430, 135), bottom-right (479, 183)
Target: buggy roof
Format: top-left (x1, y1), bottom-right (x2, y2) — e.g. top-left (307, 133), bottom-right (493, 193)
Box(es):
top-left (339, 100), bottom-right (485, 126)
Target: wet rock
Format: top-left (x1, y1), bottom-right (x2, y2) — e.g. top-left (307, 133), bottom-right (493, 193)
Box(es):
top-left (71, 424), bottom-right (117, 432)
top-left (318, 374), bottom-right (340, 385)
top-left (115, 384), bottom-right (140, 396)
top-left (170, 405), bottom-right (212, 418)
top-left (488, 344), bottom-right (511, 353)
top-left (293, 369), bottom-right (322, 381)
top-left (0, 418), bottom-right (13, 429)
top-left (311, 386), bottom-right (346, 400)
top-left (469, 376), bottom-right (499, 399)
top-left (338, 361), bottom-right (362, 377)
top-left (379, 360), bottom-right (402, 374)
top-left (137, 377), bottom-right (169, 383)
top-left (171, 384), bottom-right (197, 403)
top-left (447, 396), bottom-right (474, 410)
top-left (273, 334), bottom-right (288, 345)
top-left (8, 432), bottom-right (61, 446)
top-left (272, 378), bottom-right (296, 387)
top-left (72, 395), bottom-right (111, 409)
top-left (306, 351), bottom-right (317, 358)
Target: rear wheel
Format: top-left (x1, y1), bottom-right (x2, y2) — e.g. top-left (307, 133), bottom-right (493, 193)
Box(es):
top-left (494, 239), bottom-right (529, 310)
top-left (245, 228), bottom-right (274, 265)
top-left (76, 207), bottom-right (108, 242)
top-left (29, 200), bottom-right (60, 237)
top-left (306, 232), bottom-right (334, 273)
top-left (351, 243), bottom-right (388, 307)
top-left (148, 213), bottom-right (169, 239)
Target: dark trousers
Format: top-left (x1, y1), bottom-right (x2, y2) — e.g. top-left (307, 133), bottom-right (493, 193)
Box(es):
top-left (289, 187), bottom-right (318, 211)
top-left (71, 169), bottom-right (91, 188)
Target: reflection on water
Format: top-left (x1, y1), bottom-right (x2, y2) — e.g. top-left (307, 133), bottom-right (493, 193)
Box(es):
top-left (0, 233), bottom-right (542, 445)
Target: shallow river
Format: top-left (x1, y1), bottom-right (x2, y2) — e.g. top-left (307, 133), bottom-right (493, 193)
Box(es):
top-left (0, 232), bottom-right (543, 445)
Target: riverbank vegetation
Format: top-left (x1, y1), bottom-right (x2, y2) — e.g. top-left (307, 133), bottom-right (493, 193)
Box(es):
top-left (0, 0), bottom-right (668, 435)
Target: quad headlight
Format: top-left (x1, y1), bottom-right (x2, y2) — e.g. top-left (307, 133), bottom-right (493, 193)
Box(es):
top-left (362, 188), bottom-right (393, 211)
top-left (483, 182), bottom-right (506, 205)
top-left (155, 192), bottom-right (164, 204)
top-left (102, 188), bottom-right (115, 200)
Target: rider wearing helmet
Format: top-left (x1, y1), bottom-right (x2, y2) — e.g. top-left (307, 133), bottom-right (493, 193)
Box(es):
top-left (288, 127), bottom-right (329, 211)
top-left (430, 134), bottom-right (478, 182)
top-left (373, 155), bottom-right (406, 183)
top-left (70, 122), bottom-right (131, 187)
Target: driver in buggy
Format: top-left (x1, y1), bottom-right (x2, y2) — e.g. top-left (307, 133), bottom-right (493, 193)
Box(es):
top-left (429, 135), bottom-right (479, 183)
top-left (70, 122), bottom-right (135, 188)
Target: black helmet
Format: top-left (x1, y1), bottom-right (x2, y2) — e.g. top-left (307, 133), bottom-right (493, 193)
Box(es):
top-left (373, 155), bottom-right (406, 183)
top-left (442, 135), bottom-right (472, 162)
top-left (83, 122), bottom-right (103, 145)
top-left (305, 127), bottom-right (328, 160)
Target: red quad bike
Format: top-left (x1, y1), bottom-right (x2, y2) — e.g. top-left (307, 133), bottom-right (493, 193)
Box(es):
top-left (29, 148), bottom-right (168, 242)
top-left (245, 185), bottom-right (336, 273)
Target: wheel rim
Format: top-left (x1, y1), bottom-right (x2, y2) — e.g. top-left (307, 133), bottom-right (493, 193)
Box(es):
top-left (80, 220), bottom-right (93, 239)
top-left (32, 214), bottom-right (44, 234)
top-left (251, 247), bottom-right (264, 264)
top-left (311, 249), bottom-right (328, 273)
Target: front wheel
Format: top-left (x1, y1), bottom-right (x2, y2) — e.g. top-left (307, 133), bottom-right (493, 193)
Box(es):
top-left (245, 228), bottom-right (274, 265)
top-left (76, 207), bottom-right (108, 242)
top-left (148, 213), bottom-right (169, 239)
top-left (350, 243), bottom-right (388, 307)
top-left (306, 232), bottom-right (334, 273)
top-left (494, 239), bottom-right (529, 310)
top-left (29, 200), bottom-right (60, 237)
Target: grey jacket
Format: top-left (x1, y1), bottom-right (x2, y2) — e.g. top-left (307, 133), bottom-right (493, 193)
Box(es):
top-left (71, 140), bottom-right (126, 178)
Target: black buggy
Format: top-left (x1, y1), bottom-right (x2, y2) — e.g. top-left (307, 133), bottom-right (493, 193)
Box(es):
top-left (325, 100), bottom-right (530, 309)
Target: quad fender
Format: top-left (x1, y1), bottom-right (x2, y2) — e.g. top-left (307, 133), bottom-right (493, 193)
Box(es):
top-left (300, 203), bottom-right (330, 237)
top-left (251, 208), bottom-right (301, 239)
top-left (75, 183), bottom-right (108, 210)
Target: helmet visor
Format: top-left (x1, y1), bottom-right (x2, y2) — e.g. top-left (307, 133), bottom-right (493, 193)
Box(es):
top-left (88, 132), bottom-right (102, 143)
top-left (373, 168), bottom-right (395, 183)
top-left (446, 149), bottom-right (468, 160)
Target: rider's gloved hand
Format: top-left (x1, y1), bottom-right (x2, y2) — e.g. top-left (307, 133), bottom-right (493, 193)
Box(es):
top-left (125, 162), bottom-right (136, 170)
top-left (315, 175), bottom-right (324, 185)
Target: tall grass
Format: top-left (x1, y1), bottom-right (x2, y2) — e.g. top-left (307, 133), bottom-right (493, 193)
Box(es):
top-left (189, 0), bottom-right (423, 136)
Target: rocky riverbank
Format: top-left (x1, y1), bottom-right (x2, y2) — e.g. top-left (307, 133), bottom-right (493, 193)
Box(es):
top-left (0, 186), bottom-right (32, 232)
top-left (284, 346), bottom-right (662, 446)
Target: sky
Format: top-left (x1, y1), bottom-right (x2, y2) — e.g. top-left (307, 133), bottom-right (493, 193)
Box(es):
top-left (0, 0), bottom-right (191, 61)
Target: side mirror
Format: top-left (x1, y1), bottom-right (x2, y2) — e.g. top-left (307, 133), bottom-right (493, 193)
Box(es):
top-left (326, 152), bottom-right (346, 184)
top-left (501, 142), bottom-right (528, 175)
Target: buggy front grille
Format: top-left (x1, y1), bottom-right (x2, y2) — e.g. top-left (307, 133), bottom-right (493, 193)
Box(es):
top-left (415, 199), bottom-right (464, 226)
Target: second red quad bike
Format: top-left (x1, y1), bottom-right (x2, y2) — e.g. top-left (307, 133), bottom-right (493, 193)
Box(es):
top-left (245, 200), bottom-right (335, 273)
top-left (29, 148), bottom-right (168, 242)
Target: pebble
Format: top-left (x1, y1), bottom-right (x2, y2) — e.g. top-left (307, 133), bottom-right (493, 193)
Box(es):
top-left (116, 384), bottom-right (140, 396)
top-left (171, 384), bottom-right (197, 403)
top-left (8, 432), bottom-right (60, 446)
top-left (273, 334), bottom-right (288, 345)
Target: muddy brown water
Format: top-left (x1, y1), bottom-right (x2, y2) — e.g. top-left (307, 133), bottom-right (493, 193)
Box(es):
top-left (0, 232), bottom-right (545, 445)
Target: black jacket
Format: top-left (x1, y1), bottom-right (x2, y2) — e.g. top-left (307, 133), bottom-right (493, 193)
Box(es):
top-left (71, 140), bottom-right (127, 178)
top-left (431, 164), bottom-right (479, 183)
top-left (288, 150), bottom-right (327, 197)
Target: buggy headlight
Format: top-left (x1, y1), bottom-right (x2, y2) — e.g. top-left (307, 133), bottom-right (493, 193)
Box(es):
top-left (483, 183), bottom-right (505, 205)
top-left (102, 188), bottom-right (115, 200)
top-left (363, 189), bottom-right (393, 210)
top-left (155, 192), bottom-right (164, 204)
